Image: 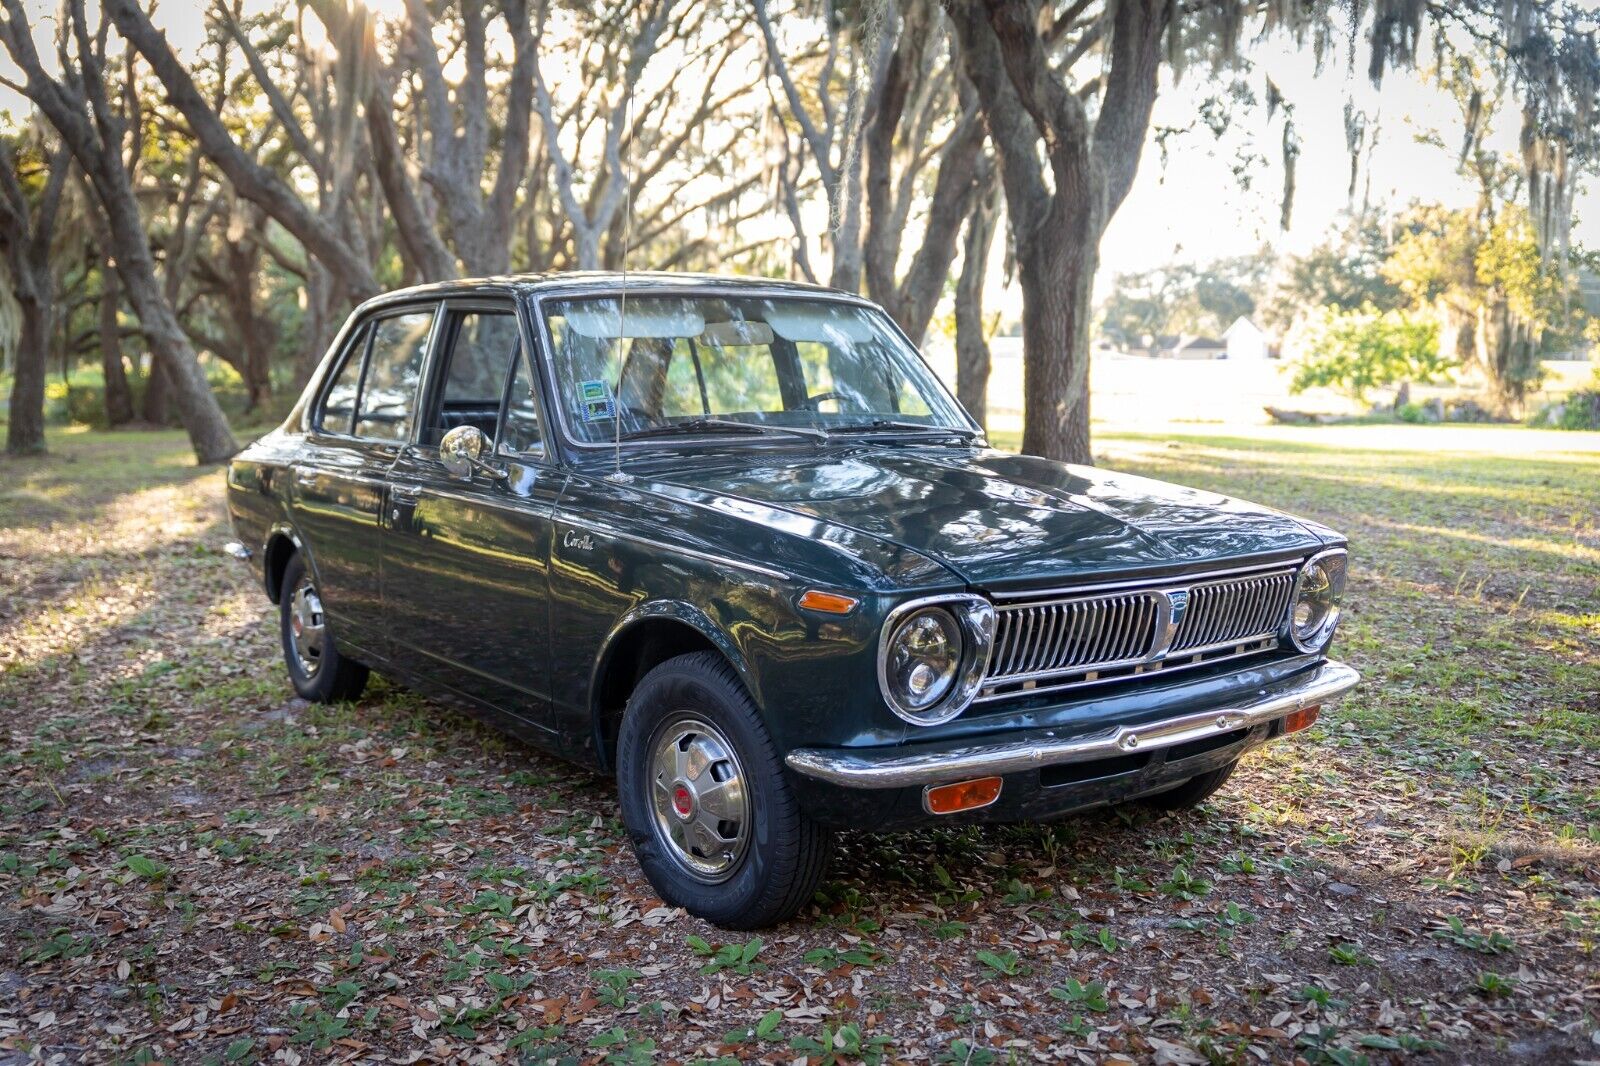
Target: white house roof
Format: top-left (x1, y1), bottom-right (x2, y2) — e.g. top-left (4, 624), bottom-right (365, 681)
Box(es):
top-left (1222, 316), bottom-right (1266, 340)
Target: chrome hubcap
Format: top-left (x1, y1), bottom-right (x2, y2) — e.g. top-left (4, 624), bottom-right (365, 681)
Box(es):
top-left (649, 715), bottom-right (749, 882)
top-left (288, 577), bottom-right (326, 677)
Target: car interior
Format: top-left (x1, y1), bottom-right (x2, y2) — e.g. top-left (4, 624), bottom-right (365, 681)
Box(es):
top-left (421, 310), bottom-right (524, 446)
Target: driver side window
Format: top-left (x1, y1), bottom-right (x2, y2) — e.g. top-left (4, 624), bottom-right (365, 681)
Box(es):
top-left (424, 306), bottom-right (544, 457)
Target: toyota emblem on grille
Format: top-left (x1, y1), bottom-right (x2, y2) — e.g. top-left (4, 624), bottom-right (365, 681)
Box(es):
top-left (1167, 588), bottom-right (1190, 627)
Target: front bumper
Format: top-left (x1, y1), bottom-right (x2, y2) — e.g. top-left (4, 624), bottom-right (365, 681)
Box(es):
top-left (784, 659), bottom-right (1357, 826)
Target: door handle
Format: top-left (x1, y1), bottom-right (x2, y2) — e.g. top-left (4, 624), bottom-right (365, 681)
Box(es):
top-left (391, 485), bottom-right (422, 503)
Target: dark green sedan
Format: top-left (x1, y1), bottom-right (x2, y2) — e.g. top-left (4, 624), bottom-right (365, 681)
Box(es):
top-left (224, 273), bottom-right (1358, 928)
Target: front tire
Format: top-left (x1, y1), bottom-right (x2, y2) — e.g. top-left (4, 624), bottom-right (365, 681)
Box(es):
top-left (279, 553), bottom-right (368, 704)
top-left (616, 652), bottom-right (832, 929)
top-left (1143, 759), bottom-right (1238, 811)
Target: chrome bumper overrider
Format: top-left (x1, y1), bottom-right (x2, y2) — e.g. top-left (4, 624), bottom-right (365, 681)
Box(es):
top-left (785, 660), bottom-right (1360, 789)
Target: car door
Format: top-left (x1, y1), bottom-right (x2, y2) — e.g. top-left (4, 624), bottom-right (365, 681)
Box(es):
top-left (289, 305), bottom-right (438, 660)
top-left (382, 298), bottom-right (561, 734)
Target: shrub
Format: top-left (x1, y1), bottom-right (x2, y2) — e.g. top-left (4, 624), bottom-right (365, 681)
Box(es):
top-left (1291, 305), bottom-right (1452, 403)
top-left (1557, 385), bottom-right (1600, 430)
top-left (1536, 368), bottom-right (1600, 431)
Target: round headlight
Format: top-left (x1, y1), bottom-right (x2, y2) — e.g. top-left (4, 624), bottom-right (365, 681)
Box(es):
top-left (884, 607), bottom-right (963, 721)
top-left (1290, 550), bottom-right (1347, 653)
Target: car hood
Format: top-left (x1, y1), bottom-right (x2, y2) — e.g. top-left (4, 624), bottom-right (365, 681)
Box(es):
top-left (639, 446), bottom-right (1331, 592)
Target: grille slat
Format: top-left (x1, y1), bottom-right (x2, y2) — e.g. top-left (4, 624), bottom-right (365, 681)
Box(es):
top-left (983, 566), bottom-right (1296, 693)
top-left (1170, 571), bottom-right (1294, 654)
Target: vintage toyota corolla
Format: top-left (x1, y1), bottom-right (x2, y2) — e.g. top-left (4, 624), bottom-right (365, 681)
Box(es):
top-left (225, 273), bottom-right (1358, 928)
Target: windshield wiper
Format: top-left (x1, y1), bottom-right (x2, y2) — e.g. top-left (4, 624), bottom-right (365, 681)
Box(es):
top-left (826, 419), bottom-right (979, 440)
top-left (620, 417), bottom-right (827, 442)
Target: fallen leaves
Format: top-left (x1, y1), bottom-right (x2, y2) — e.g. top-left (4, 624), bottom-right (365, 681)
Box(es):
top-left (2, 428), bottom-right (1598, 1062)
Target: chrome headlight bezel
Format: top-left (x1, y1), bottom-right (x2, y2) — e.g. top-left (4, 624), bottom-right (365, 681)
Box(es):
top-left (1288, 548), bottom-right (1347, 653)
top-left (878, 594), bottom-right (995, 726)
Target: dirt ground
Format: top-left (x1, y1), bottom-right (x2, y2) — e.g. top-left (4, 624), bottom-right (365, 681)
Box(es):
top-left (1, 424), bottom-right (1596, 1065)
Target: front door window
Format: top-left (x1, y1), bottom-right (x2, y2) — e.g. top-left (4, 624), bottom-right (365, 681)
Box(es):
top-left (422, 308), bottom-right (542, 455)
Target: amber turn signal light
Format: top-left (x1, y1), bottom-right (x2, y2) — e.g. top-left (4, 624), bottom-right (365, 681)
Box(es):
top-left (1283, 704), bottom-right (1320, 734)
top-left (923, 776), bottom-right (1003, 815)
top-left (799, 589), bottom-right (859, 614)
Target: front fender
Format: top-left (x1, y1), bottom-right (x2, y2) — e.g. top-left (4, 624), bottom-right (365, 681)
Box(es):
top-left (591, 599), bottom-right (760, 708)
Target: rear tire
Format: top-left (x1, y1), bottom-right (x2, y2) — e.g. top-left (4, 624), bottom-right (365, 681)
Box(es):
top-left (616, 651), bottom-right (832, 929)
top-left (279, 553), bottom-right (368, 704)
top-left (1143, 759), bottom-right (1238, 811)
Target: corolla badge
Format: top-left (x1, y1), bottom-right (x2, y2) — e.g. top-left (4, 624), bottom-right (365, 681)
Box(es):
top-left (563, 529), bottom-right (596, 551)
top-left (1167, 588), bottom-right (1190, 627)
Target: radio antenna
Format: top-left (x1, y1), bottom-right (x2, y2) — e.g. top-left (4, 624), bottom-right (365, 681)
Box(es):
top-left (607, 43), bottom-right (640, 484)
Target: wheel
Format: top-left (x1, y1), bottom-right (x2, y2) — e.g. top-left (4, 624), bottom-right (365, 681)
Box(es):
top-left (279, 553), bottom-right (369, 703)
top-left (1143, 759), bottom-right (1238, 811)
top-left (616, 651), bottom-right (832, 929)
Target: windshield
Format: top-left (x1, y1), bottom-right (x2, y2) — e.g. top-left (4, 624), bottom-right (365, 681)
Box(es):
top-left (540, 294), bottom-right (972, 444)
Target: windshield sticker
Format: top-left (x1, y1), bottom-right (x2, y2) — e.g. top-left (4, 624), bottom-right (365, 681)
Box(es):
top-left (578, 379), bottom-right (616, 422)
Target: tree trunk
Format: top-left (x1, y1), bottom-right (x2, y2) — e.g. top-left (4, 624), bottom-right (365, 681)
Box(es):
top-left (826, 165), bottom-right (866, 293)
top-left (366, 94), bottom-right (458, 283)
top-left (954, 182), bottom-right (999, 428)
top-left (947, 0), bottom-right (1164, 466)
top-left (98, 261), bottom-right (135, 426)
top-left (887, 113), bottom-right (988, 347)
top-left (224, 242), bottom-right (275, 412)
top-left (141, 357), bottom-right (169, 424)
top-left (0, 0), bottom-right (237, 462)
top-left (1017, 226), bottom-right (1095, 464)
top-left (101, 191), bottom-right (231, 456)
top-left (0, 138), bottom-right (66, 455)
top-left (298, 261), bottom-right (344, 388)
top-left (5, 292), bottom-right (49, 455)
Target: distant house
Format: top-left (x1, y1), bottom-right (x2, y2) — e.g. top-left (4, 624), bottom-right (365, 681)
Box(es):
top-left (1128, 330), bottom-right (1258, 359)
top-left (1129, 334), bottom-right (1178, 358)
top-left (1223, 317), bottom-right (1277, 360)
top-left (1169, 335), bottom-right (1227, 360)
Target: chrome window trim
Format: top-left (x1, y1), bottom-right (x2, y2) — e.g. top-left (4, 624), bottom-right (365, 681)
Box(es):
top-left (877, 593), bottom-right (996, 726)
top-left (1288, 547), bottom-right (1348, 654)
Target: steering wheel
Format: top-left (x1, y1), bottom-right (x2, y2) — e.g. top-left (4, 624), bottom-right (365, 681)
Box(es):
top-left (798, 390), bottom-right (845, 411)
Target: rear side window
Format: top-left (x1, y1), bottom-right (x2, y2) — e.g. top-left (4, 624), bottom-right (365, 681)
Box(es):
top-left (319, 325), bottom-right (369, 434)
top-left (356, 310), bottom-right (434, 441)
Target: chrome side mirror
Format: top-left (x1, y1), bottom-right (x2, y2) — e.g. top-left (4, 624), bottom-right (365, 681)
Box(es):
top-left (439, 425), bottom-right (506, 482)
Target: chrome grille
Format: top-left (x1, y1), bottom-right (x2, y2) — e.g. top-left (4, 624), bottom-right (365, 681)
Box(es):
top-left (989, 591), bottom-right (1162, 682)
top-left (979, 564), bottom-right (1298, 701)
top-left (1170, 570), bottom-right (1295, 654)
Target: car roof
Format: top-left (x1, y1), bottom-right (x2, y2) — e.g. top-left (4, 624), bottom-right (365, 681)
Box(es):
top-left (353, 271), bottom-right (862, 312)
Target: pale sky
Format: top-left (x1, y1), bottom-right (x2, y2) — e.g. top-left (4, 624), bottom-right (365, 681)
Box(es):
top-left (1096, 34), bottom-right (1600, 295)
